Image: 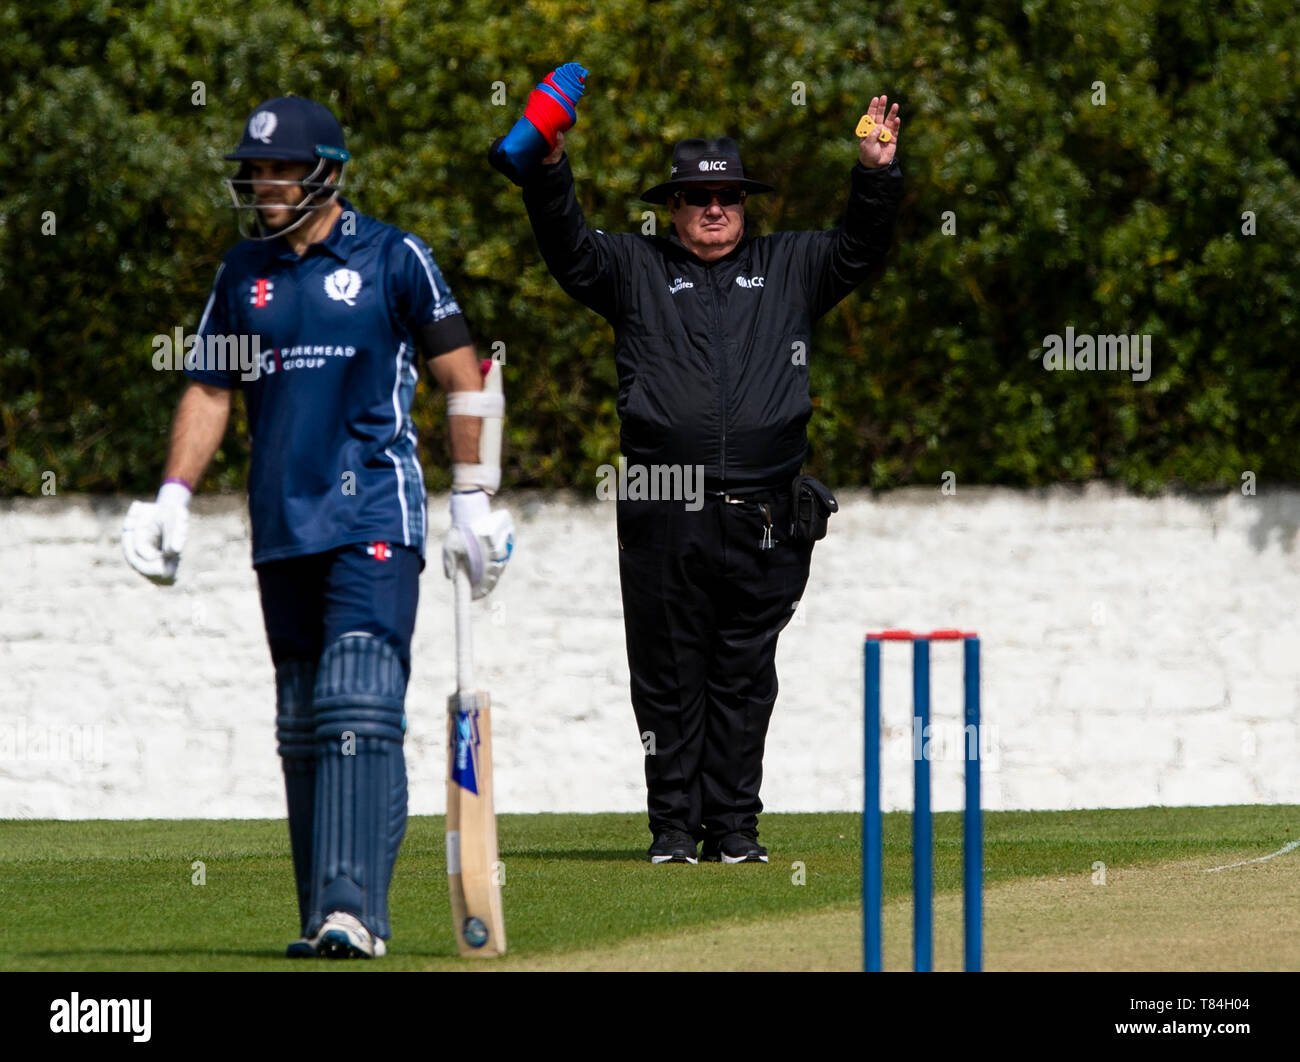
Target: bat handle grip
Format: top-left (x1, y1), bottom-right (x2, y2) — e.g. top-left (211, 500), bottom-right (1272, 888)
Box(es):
top-left (453, 559), bottom-right (475, 692)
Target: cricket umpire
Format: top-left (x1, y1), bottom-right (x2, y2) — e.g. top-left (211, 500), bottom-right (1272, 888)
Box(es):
top-left (123, 96), bottom-right (513, 956)
top-left (515, 95), bottom-right (902, 864)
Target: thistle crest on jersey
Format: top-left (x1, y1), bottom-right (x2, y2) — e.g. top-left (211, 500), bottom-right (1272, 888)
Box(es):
top-left (325, 268), bottom-right (363, 306)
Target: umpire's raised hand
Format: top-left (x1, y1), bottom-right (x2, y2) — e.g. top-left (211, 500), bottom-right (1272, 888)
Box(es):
top-left (542, 129), bottom-right (566, 165)
top-left (858, 95), bottom-right (901, 168)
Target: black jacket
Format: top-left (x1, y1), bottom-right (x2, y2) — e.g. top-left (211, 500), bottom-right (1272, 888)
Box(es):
top-left (522, 154), bottom-right (903, 487)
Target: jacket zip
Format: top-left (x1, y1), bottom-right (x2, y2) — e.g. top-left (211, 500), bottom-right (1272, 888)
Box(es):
top-left (710, 265), bottom-right (726, 484)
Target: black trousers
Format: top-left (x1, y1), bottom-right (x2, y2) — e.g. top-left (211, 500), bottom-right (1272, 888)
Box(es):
top-left (616, 489), bottom-right (813, 841)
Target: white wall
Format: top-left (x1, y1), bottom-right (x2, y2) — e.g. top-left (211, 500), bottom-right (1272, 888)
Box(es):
top-left (2, 485), bottom-right (1297, 819)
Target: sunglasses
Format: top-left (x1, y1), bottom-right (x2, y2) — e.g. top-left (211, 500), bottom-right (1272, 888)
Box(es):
top-left (675, 187), bottom-right (745, 207)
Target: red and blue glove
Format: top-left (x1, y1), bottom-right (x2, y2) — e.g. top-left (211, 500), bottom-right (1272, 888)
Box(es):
top-left (489, 63), bottom-right (588, 185)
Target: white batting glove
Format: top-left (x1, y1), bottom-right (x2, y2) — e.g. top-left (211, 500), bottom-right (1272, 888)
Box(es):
top-left (442, 489), bottom-right (515, 599)
top-left (122, 481), bottom-right (191, 585)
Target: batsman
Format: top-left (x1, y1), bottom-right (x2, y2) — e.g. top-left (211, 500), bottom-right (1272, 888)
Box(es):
top-left (498, 68), bottom-right (903, 864)
top-left (123, 96), bottom-right (513, 957)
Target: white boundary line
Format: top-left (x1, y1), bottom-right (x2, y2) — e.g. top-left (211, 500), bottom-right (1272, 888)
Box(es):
top-left (1203, 839), bottom-right (1300, 873)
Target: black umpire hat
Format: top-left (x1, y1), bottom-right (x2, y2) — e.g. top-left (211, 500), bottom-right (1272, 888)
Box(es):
top-left (640, 136), bottom-right (774, 204)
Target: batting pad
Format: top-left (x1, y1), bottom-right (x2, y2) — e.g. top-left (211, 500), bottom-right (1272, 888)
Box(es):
top-left (307, 633), bottom-right (408, 941)
top-left (275, 658), bottom-right (319, 934)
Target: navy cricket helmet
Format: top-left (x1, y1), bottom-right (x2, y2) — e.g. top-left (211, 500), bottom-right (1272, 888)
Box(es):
top-left (224, 96), bottom-right (351, 240)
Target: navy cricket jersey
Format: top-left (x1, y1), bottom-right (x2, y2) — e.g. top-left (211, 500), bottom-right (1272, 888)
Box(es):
top-left (186, 200), bottom-right (463, 566)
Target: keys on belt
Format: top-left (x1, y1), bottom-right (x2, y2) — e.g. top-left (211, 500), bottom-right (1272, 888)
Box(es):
top-left (705, 490), bottom-right (776, 550)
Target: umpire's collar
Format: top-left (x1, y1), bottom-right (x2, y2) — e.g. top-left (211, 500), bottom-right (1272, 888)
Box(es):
top-left (268, 197), bottom-right (359, 264)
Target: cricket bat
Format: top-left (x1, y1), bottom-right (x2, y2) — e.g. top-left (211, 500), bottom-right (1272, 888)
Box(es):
top-left (446, 359), bottom-right (507, 957)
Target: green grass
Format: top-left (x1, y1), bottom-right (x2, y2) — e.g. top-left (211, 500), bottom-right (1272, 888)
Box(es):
top-left (0, 806), bottom-right (1295, 970)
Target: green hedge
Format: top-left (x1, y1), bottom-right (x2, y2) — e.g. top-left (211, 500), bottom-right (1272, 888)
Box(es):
top-left (3, 0), bottom-right (1298, 496)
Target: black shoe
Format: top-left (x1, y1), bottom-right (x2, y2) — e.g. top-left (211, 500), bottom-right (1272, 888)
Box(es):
top-left (700, 832), bottom-right (768, 863)
top-left (648, 828), bottom-right (698, 864)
